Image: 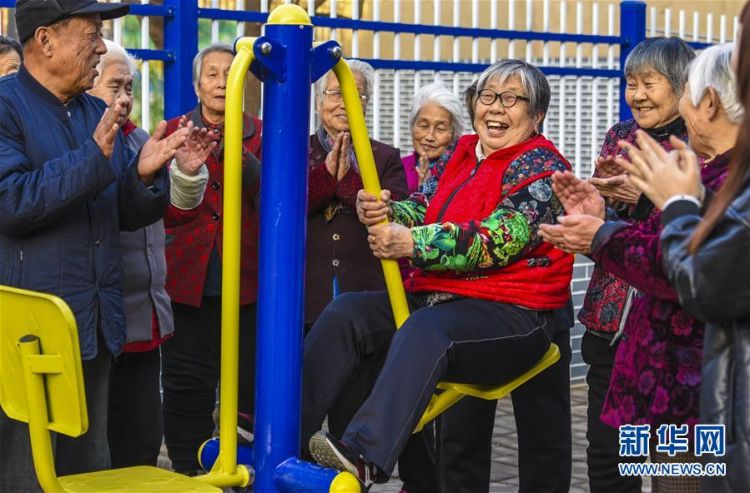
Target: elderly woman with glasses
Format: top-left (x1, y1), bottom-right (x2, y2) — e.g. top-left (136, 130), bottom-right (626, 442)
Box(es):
top-left (402, 82), bottom-right (465, 195)
top-left (305, 59), bottom-right (408, 331)
top-left (301, 59), bottom-right (574, 488)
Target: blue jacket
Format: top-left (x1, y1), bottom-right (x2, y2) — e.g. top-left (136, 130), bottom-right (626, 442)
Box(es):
top-left (0, 66), bottom-right (169, 359)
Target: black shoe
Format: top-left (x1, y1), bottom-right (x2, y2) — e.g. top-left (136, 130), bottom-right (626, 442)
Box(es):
top-left (308, 431), bottom-right (384, 487)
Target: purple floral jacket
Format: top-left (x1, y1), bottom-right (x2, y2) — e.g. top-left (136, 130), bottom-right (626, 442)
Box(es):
top-left (591, 152), bottom-right (730, 429)
top-left (578, 119), bottom-right (687, 333)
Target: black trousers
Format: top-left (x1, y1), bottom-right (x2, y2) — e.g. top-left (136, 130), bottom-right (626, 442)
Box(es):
top-left (304, 323), bottom-right (439, 493)
top-left (436, 327), bottom-right (572, 493)
top-left (108, 348), bottom-right (162, 468)
top-left (161, 298), bottom-right (256, 473)
top-left (437, 397), bottom-right (496, 493)
top-left (581, 330), bottom-right (643, 493)
top-left (302, 291), bottom-right (556, 476)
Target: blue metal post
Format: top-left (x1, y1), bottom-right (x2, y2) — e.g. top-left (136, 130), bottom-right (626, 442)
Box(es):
top-left (253, 10), bottom-right (313, 493)
top-left (163, 0), bottom-right (198, 119)
top-left (619, 1), bottom-right (646, 121)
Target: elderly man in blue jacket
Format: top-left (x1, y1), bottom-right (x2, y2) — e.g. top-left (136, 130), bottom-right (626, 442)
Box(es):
top-left (0, 1), bottom-right (196, 490)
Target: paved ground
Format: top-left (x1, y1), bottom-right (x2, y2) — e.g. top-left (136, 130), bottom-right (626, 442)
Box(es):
top-left (160, 383), bottom-right (653, 492)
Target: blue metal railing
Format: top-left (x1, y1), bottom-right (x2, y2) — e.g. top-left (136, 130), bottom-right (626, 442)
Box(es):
top-left (0, 0), bottom-right (717, 125)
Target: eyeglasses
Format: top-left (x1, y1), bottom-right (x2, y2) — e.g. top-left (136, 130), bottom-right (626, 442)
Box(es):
top-left (477, 89), bottom-right (529, 108)
top-left (323, 88), bottom-right (369, 104)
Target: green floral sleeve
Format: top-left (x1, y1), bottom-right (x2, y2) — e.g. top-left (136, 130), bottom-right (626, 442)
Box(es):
top-left (391, 193), bottom-right (429, 228)
top-left (411, 207), bottom-right (532, 272)
top-left (409, 146), bottom-right (568, 272)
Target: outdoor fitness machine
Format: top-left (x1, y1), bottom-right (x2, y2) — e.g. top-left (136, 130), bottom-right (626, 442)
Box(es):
top-left (197, 3), bottom-right (560, 492)
top-left (195, 4), bottom-right (374, 492)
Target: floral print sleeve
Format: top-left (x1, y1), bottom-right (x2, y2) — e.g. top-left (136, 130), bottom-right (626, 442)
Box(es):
top-left (591, 213), bottom-right (680, 302)
top-left (411, 147), bottom-right (567, 272)
top-left (391, 192), bottom-right (429, 227)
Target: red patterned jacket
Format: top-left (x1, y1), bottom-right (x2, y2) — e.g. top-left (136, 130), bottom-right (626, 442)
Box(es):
top-left (164, 106), bottom-right (262, 307)
top-left (407, 134), bottom-right (574, 310)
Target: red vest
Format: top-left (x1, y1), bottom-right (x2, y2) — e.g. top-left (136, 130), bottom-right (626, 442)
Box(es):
top-left (406, 134), bottom-right (574, 310)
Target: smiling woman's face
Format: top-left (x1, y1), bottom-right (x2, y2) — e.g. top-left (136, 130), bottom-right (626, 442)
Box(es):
top-left (316, 72), bottom-right (367, 138)
top-left (624, 70), bottom-right (680, 129)
top-left (474, 75), bottom-right (539, 155)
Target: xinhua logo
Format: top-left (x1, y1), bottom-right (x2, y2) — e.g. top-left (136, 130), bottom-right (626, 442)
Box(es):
top-left (616, 424), bottom-right (727, 478)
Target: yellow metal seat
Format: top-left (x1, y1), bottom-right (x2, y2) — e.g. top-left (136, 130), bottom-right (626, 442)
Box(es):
top-left (414, 343), bottom-right (561, 433)
top-left (0, 285), bottom-right (220, 493)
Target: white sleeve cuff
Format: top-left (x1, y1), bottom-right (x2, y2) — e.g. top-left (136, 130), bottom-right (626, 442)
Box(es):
top-left (169, 160), bottom-right (209, 210)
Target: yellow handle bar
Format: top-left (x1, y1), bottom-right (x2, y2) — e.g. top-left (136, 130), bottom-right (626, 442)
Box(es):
top-left (332, 60), bottom-right (410, 329)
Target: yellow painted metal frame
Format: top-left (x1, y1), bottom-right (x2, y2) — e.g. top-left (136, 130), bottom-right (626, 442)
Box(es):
top-left (192, 36), bottom-right (256, 490)
top-left (18, 337), bottom-right (66, 493)
top-left (332, 60), bottom-right (410, 328)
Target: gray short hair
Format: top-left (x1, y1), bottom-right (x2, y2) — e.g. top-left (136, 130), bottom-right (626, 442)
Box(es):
top-left (624, 37), bottom-right (695, 96)
top-left (0, 35), bottom-right (22, 60)
top-left (476, 59), bottom-right (550, 128)
top-left (315, 59), bottom-right (375, 101)
top-left (686, 43), bottom-right (744, 124)
top-left (192, 42), bottom-right (234, 91)
top-left (407, 82), bottom-right (466, 141)
top-left (93, 39), bottom-right (138, 86)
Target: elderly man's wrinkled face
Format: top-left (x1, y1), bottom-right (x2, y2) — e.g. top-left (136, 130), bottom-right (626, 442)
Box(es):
top-left (196, 50), bottom-right (233, 123)
top-left (678, 83), bottom-right (711, 158)
top-left (48, 15), bottom-right (106, 95)
top-left (88, 60), bottom-right (134, 118)
top-left (412, 102), bottom-right (454, 161)
top-left (625, 70), bottom-right (680, 129)
top-left (474, 75), bottom-right (539, 155)
top-left (0, 50), bottom-right (21, 76)
top-left (316, 72), bottom-right (367, 138)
